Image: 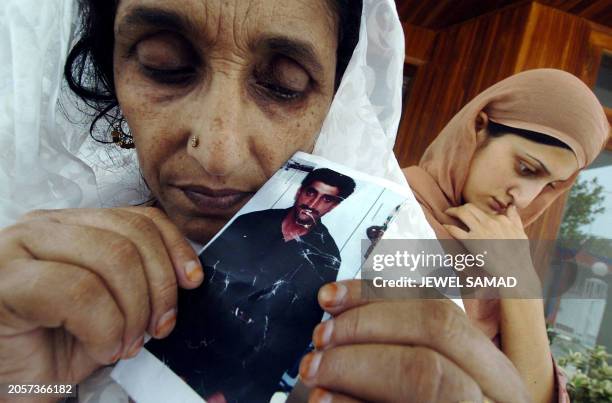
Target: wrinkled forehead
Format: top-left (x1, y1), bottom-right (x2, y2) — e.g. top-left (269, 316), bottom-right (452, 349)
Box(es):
top-left (115, 0), bottom-right (338, 56)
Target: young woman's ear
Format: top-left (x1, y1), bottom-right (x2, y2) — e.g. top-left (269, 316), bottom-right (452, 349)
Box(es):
top-left (475, 111), bottom-right (489, 145)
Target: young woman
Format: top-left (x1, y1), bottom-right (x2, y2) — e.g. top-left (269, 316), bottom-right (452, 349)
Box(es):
top-left (0, 1), bottom-right (563, 402)
top-left (404, 69), bottom-right (610, 403)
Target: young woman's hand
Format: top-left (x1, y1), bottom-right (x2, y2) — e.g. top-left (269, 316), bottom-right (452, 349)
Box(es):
top-left (443, 204), bottom-right (539, 292)
top-left (0, 207), bottom-right (204, 389)
top-left (443, 204), bottom-right (554, 402)
top-left (444, 203), bottom-right (527, 240)
top-left (300, 280), bottom-right (531, 403)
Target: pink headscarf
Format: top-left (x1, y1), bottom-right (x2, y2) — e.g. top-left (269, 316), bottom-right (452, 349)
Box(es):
top-left (404, 69), bottom-right (610, 238)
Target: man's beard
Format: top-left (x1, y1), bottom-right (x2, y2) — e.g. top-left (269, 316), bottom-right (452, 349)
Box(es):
top-left (294, 205), bottom-right (320, 228)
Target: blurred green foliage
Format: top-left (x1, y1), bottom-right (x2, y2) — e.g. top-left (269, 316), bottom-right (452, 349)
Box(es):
top-left (558, 345), bottom-right (612, 402)
top-left (559, 177), bottom-right (605, 243)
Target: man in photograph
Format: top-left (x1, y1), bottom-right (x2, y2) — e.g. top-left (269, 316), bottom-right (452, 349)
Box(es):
top-left (147, 168), bottom-right (356, 402)
top-left (225, 167), bottom-right (356, 271)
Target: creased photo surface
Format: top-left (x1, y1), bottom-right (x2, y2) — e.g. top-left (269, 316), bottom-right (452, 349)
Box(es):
top-left (112, 152), bottom-right (411, 403)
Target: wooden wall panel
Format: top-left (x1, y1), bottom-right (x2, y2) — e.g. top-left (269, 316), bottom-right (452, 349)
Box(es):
top-left (394, 0), bottom-right (612, 29)
top-left (540, 0), bottom-right (612, 27)
top-left (584, 25), bottom-right (612, 150)
top-left (514, 3), bottom-right (592, 75)
top-left (511, 3), bottom-right (593, 240)
top-left (394, 3), bottom-right (531, 167)
top-left (395, 0), bottom-right (527, 29)
top-left (403, 23), bottom-right (437, 65)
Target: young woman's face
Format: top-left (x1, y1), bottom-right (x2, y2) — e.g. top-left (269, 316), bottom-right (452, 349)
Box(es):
top-left (113, 0), bottom-right (338, 242)
top-left (462, 133), bottom-right (578, 216)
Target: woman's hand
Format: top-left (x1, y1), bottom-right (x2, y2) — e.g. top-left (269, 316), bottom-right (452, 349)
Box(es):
top-left (299, 280), bottom-right (531, 403)
top-left (444, 203), bottom-right (527, 240)
top-left (0, 207), bottom-right (204, 389)
top-left (443, 204), bottom-right (539, 292)
top-left (442, 204), bottom-right (554, 403)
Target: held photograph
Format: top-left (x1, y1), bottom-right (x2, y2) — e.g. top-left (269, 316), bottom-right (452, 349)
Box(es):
top-left (111, 152), bottom-right (411, 402)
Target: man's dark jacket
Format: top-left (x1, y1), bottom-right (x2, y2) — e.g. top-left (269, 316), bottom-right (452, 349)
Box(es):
top-left (147, 208), bottom-right (341, 402)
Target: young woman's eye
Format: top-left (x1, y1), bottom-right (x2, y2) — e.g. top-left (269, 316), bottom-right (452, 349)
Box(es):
top-left (518, 161), bottom-right (536, 176)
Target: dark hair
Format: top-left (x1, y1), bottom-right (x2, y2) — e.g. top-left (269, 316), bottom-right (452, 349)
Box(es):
top-left (64, 0), bottom-right (362, 141)
top-left (488, 120), bottom-right (571, 150)
top-left (301, 168), bottom-right (356, 200)
top-left (329, 0), bottom-right (362, 90)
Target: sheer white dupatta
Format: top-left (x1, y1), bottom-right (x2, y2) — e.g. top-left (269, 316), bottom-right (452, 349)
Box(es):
top-left (315, 0), bottom-right (435, 240)
top-left (0, 0), bottom-right (147, 228)
top-left (0, 0), bottom-right (438, 401)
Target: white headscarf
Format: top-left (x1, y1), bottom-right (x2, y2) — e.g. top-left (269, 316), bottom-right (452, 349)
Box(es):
top-left (315, 0), bottom-right (405, 182)
top-left (0, 0), bottom-right (431, 227)
top-left (0, 0), bottom-right (436, 400)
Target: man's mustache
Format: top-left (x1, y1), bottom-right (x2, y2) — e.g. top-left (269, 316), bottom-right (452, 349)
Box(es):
top-left (298, 205), bottom-right (320, 219)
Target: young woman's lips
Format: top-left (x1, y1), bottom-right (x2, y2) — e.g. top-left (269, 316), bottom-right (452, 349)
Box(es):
top-left (489, 197), bottom-right (507, 214)
top-left (179, 186), bottom-right (252, 213)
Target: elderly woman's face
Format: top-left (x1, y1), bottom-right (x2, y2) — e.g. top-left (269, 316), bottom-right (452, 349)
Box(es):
top-left (113, 0), bottom-right (338, 242)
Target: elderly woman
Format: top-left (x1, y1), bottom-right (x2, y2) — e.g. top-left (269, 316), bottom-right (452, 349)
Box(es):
top-left (0, 0), bottom-right (546, 402)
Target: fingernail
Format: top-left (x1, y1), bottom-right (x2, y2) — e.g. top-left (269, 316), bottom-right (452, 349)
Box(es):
top-left (313, 320), bottom-right (334, 349)
top-left (310, 388), bottom-right (332, 403)
top-left (156, 309), bottom-right (177, 337)
top-left (110, 344), bottom-right (123, 363)
top-left (207, 392), bottom-right (227, 403)
top-left (185, 260), bottom-right (203, 283)
top-left (319, 283), bottom-right (347, 307)
top-left (300, 352), bottom-right (322, 383)
top-left (124, 335), bottom-right (144, 359)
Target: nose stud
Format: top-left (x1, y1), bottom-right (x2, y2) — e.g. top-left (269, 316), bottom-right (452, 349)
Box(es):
top-left (191, 136), bottom-right (199, 148)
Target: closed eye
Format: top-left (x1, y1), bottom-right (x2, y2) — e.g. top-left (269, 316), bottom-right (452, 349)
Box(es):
top-left (254, 81), bottom-right (303, 101)
top-left (134, 31), bottom-right (199, 86)
top-left (140, 65), bottom-right (197, 85)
